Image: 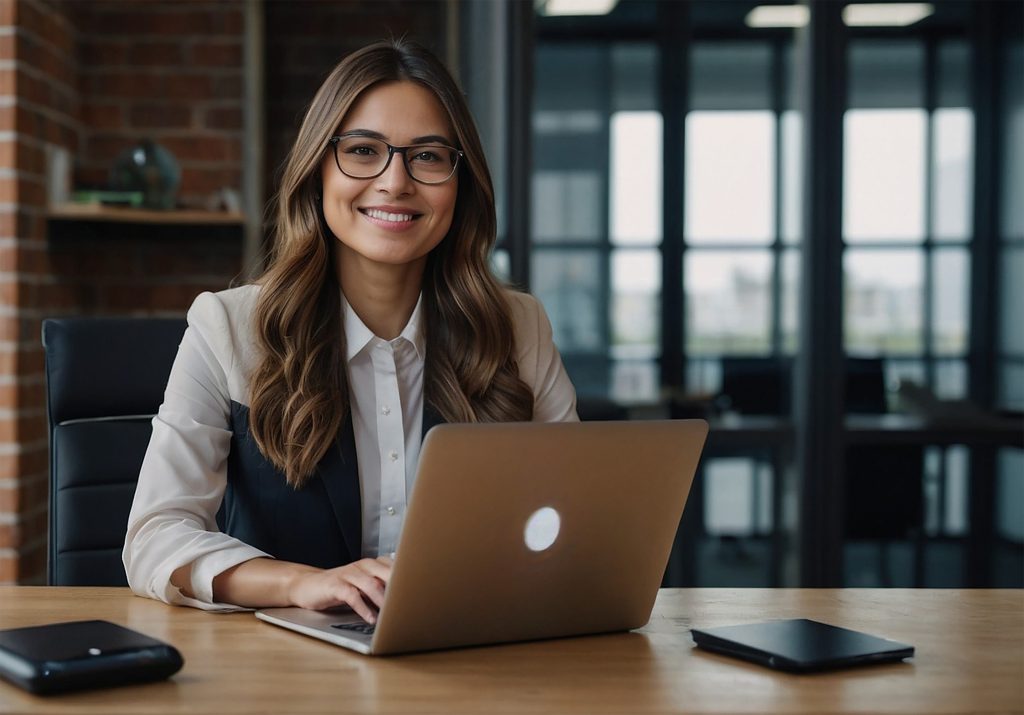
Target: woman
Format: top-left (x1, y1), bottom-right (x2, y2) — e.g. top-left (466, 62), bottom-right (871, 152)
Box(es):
top-left (123, 39), bottom-right (577, 620)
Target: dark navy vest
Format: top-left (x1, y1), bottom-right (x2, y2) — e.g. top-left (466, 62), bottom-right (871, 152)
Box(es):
top-left (218, 401), bottom-right (445, 568)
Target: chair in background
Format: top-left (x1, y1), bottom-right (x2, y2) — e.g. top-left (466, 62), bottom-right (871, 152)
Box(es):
top-left (42, 318), bottom-right (186, 586)
top-left (842, 358), bottom-right (925, 586)
top-left (718, 356), bottom-right (792, 416)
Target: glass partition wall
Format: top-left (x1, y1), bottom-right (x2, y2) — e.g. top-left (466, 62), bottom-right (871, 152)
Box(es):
top-left (526, 0), bottom-right (1021, 587)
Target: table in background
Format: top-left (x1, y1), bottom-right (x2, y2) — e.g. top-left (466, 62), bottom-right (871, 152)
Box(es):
top-left (1, 587), bottom-right (1021, 714)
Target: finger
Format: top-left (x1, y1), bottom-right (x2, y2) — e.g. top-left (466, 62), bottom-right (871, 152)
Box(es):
top-left (360, 558), bottom-right (394, 585)
top-left (344, 570), bottom-right (387, 610)
top-left (336, 585), bottom-right (377, 624)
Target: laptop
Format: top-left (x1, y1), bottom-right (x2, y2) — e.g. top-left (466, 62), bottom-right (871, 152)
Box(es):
top-left (256, 419), bottom-right (708, 655)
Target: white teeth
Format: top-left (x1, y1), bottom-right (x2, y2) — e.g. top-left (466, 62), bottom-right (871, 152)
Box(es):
top-left (364, 208), bottom-right (414, 222)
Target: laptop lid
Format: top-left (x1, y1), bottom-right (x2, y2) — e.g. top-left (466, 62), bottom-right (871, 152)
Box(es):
top-left (258, 419), bottom-right (708, 655)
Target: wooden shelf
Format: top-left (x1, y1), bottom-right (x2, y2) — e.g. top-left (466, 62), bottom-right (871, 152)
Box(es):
top-left (47, 203), bottom-right (246, 225)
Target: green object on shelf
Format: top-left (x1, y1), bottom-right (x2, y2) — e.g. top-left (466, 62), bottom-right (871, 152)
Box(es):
top-left (71, 190), bottom-right (144, 207)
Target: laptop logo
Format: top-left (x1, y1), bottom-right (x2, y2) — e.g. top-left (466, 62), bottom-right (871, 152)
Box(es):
top-left (524, 507), bottom-right (560, 552)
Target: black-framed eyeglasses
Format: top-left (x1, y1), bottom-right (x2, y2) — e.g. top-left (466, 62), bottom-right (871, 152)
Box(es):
top-left (327, 133), bottom-right (464, 185)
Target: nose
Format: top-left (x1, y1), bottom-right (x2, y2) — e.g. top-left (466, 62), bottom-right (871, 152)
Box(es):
top-left (374, 150), bottom-right (415, 195)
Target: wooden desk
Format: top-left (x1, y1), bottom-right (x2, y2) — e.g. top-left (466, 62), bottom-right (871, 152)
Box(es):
top-left (1, 588), bottom-right (1021, 714)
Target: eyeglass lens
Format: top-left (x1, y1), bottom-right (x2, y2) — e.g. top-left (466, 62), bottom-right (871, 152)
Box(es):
top-left (333, 136), bottom-right (458, 183)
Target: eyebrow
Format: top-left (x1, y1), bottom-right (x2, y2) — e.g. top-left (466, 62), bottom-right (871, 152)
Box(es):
top-left (341, 128), bottom-right (455, 146)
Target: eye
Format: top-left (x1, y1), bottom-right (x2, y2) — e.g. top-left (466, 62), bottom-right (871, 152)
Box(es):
top-left (345, 144), bottom-right (379, 157)
top-left (410, 148), bottom-right (445, 164)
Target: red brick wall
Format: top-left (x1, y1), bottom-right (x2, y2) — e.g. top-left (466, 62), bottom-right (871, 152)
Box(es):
top-left (0, 0), bottom-right (79, 584)
top-left (75, 0), bottom-right (245, 209)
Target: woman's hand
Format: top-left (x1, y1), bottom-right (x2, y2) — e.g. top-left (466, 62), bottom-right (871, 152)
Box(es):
top-left (286, 557), bottom-right (394, 622)
top-left (211, 556), bottom-right (394, 619)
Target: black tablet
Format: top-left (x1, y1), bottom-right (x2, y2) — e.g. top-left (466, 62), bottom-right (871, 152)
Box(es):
top-left (0, 620), bottom-right (183, 695)
top-left (691, 618), bottom-right (914, 673)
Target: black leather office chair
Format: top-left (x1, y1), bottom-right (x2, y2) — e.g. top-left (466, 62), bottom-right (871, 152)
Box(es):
top-left (42, 318), bottom-right (187, 586)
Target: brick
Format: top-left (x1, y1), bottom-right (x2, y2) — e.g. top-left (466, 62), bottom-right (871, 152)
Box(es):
top-left (81, 102), bottom-right (123, 132)
top-left (15, 177), bottom-right (46, 208)
top-left (0, 34), bottom-right (12, 60)
top-left (179, 166), bottom-right (241, 196)
top-left (0, 67), bottom-right (14, 96)
top-left (160, 135), bottom-right (231, 162)
top-left (129, 103), bottom-right (191, 129)
top-left (204, 106), bottom-right (241, 130)
top-left (0, 522), bottom-right (18, 549)
top-left (0, 555), bottom-right (15, 584)
top-left (16, 141), bottom-right (45, 177)
top-left (85, 71), bottom-right (162, 100)
top-left (213, 74), bottom-right (242, 98)
top-left (190, 41), bottom-right (242, 67)
top-left (18, 543), bottom-right (47, 585)
top-left (0, 481), bottom-right (15, 507)
top-left (0, 176), bottom-right (15, 204)
top-left (164, 73), bottom-right (214, 101)
top-left (128, 41), bottom-right (185, 66)
top-left (80, 40), bottom-right (129, 66)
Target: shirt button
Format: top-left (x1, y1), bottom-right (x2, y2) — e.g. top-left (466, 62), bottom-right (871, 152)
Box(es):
top-left (382, 406), bottom-right (391, 416)
top-left (388, 450), bottom-right (398, 461)
top-left (386, 506), bottom-right (396, 516)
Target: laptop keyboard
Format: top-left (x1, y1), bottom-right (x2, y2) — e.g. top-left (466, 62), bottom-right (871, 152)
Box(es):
top-left (331, 622), bottom-right (376, 635)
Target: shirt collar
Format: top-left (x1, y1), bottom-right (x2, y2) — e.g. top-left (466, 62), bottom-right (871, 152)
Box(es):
top-left (341, 291), bottom-right (426, 362)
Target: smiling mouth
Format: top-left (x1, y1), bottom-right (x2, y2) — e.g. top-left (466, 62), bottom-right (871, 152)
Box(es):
top-left (359, 208), bottom-right (422, 223)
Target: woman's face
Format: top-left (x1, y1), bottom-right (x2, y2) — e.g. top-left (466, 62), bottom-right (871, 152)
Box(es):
top-left (320, 80), bottom-right (459, 274)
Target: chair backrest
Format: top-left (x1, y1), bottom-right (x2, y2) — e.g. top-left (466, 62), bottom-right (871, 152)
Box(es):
top-left (42, 318), bottom-right (186, 586)
top-left (719, 357), bottom-right (792, 415)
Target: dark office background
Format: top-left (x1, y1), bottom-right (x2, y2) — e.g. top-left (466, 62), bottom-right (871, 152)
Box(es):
top-left (0, 0), bottom-right (1020, 588)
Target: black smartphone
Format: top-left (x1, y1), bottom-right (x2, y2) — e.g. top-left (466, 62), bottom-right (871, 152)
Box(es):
top-left (0, 620), bottom-right (183, 695)
top-left (691, 618), bottom-right (914, 673)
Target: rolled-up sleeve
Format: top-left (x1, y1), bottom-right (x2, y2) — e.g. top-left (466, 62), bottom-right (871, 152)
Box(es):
top-left (123, 291), bottom-right (270, 611)
top-left (509, 291), bottom-right (579, 423)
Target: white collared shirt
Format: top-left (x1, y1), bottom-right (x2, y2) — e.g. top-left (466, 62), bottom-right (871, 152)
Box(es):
top-left (123, 284), bottom-right (578, 611)
top-left (342, 292), bottom-right (426, 559)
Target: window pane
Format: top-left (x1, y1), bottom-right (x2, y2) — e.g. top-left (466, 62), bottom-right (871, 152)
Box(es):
top-left (1002, 39), bottom-right (1024, 240)
top-left (610, 111), bottom-right (663, 245)
top-left (781, 248), bottom-right (801, 354)
top-left (611, 249), bottom-right (660, 355)
top-left (1000, 361), bottom-right (1024, 411)
top-left (934, 359), bottom-right (967, 400)
top-left (844, 250), bottom-right (924, 353)
top-left (611, 360), bottom-right (659, 404)
top-left (944, 446), bottom-right (969, 535)
top-left (685, 111), bottom-right (775, 243)
top-left (532, 170), bottom-right (603, 242)
top-left (686, 357), bottom-right (721, 395)
top-left (690, 42), bottom-right (771, 110)
top-left (843, 110), bottom-right (927, 242)
top-left (888, 356), bottom-right (929, 395)
top-left (849, 40), bottom-right (924, 109)
top-left (686, 251), bottom-right (772, 354)
top-left (704, 457), bottom-right (759, 536)
top-left (531, 249), bottom-right (603, 352)
top-left (1001, 247), bottom-right (1024, 355)
top-left (932, 248), bottom-right (969, 354)
top-left (931, 109), bottom-right (974, 241)
top-left (781, 110), bottom-right (803, 245)
top-left (998, 450), bottom-right (1024, 542)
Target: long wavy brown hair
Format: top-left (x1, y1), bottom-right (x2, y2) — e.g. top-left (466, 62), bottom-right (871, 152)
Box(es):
top-left (249, 39), bottom-right (534, 487)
